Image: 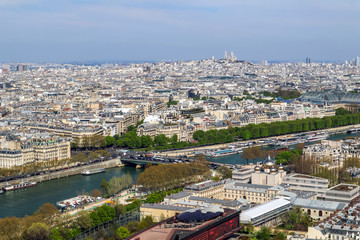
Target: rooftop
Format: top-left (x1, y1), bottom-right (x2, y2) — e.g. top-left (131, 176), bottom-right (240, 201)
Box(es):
top-left (293, 198), bottom-right (347, 211)
top-left (128, 208), bottom-right (239, 240)
top-left (329, 184), bottom-right (359, 192)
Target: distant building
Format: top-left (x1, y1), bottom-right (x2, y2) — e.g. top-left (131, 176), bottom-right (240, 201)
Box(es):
top-left (223, 182), bottom-right (284, 204)
top-left (0, 138), bottom-right (70, 168)
top-left (307, 196), bottom-right (360, 239)
top-left (299, 89), bottom-right (360, 108)
top-left (251, 157), bottom-right (286, 185)
top-left (325, 183), bottom-right (360, 203)
top-left (282, 174), bottom-right (329, 199)
top-left (240, 198), bottom-right (292, 227)
top-left (293, 198), bottom-right (347, 220)
top-left (232, 168), bottom-right (254, 183)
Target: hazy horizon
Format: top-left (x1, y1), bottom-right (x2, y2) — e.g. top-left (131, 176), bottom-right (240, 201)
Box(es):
top-left (1, 0), bottom-right (359, 63)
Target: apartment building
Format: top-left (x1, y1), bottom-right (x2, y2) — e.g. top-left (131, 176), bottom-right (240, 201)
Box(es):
top-left (282, 174), bottom-right (329, 199)
top-left (0, 139), bottom-right (70, 168)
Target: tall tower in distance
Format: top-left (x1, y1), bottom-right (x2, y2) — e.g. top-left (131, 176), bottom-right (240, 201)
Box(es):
top-left (224, 51), bottom-right (228, 60)
top-left (355, 56), bottom-right (360, 66)
top-left (306, 57), bottom-right (311, 64)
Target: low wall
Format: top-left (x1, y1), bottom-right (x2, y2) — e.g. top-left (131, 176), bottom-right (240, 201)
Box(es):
top-left (0, 158), bottom-right (122, 188)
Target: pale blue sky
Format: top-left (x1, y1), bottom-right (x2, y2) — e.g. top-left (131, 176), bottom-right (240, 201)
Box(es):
top-left (0, 0), bottom-right (359, 62)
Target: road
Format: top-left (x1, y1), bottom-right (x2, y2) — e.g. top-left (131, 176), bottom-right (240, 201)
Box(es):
top-left (155, 124), bottom-right (360, 157)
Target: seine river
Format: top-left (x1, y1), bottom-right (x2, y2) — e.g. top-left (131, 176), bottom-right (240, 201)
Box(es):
top-left (0, 167), bottom-right (143, 218)
top-left (207, 132), bottom-right (360, 165)
top-left (0, 131), bottom-right (359, 218)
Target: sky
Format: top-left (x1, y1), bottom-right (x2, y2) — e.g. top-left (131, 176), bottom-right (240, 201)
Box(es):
top-left (0, 0), bottom-right (359, 63)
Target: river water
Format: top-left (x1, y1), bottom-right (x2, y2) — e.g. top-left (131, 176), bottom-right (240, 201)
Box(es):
top-left (0, 131), bottom-right (359, 218)
top-left (0, 167), bottom-right (142, 218)
top-left (206, 132), bottom-right (360, 165)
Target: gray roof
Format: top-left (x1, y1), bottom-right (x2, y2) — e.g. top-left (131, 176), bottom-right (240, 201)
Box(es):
top-left (293, 198), bottom-right (347, 211)
top-left (141, 203), bottom-right (191, 211)
top-left (185, 179), bottom-right (232, 191)
top-left (299, 90), bottom-right (360, 104)
top-left (165, 192), bottom-right (193, 200)
top-left (188, 196), bottom-right (248, 207)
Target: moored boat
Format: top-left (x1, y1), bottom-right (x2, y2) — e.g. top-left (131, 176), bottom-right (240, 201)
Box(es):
top-left (205, 148), bottom-right (243, 158)
top-left (2, 181), bottom-right (37, 191)
top-left (306, 132), bottom-right (329, 142)
top-left (347, 127), bottom-right (360, 134)
top-left (81, 168), bottom-right (105, 175)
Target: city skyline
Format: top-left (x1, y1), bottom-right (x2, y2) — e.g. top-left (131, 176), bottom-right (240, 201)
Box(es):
top-left (1, 0), bottom-right (360, 62)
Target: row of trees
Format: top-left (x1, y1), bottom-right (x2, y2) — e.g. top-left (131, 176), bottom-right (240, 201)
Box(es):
top-left (193, 109), bottom-right (360, 144)
top-left (275, 149), bottom-right (303, 165)
top-left (241, 225), bottom-right (287, 240)
top-left (100, 173), bottom-right (133, 197)
top-left (71, 134), bottom-right (107, 150)
top-left (144, 188), bottom-right (183, 204)
top-left (136, 156), bottom-right (210, 191)
top-left (288, 155), bottom-right (360, 187)
top-left (280, 206), bottom-right (311, 231)
top-left (0, 198), bottom-right (149, 240)
top-left (70, 107), bottom-right (358, 153)
top-left (104, 128), bottom-right (183, 150)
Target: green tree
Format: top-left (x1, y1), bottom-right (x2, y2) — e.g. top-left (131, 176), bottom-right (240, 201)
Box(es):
top-left (105, 136), bottom-right (115, 146)
top-left (115, 204), bottom-right (126, 218)
top-left (145, 192), bottom-right (164, 203)
top-left (100, 178), bottom-right (110, 196)
top-left (281, 206), bottom-right (311, 231)
top-left (254, 226), bottom-right (271, 240)
top-left (336, 108), bottom-right (350, 115)
top-left (117, 226), bottom-right (131, 240)
top-left (76, 211), bottom-right (92, 230)
top-left (193, 130), bottom-right (205, 141)
top-left (0, 217), bottom-right (21, 239)
top-left (90, 205), bottom-right (116, 226)
top-left (23, 222), bottom-right (50, 240)
top-left (127, 125), bottom-right (136, 132)
top-left (141, 135), bottom-right (153, 148)
top-left (72, 152), bottom-right (88, 163)
top-left (344, 157), bottom-right (360, 168)
top-left (90, 189), bottom-right (102, 198)
top-left (242, 130), bottom-right (251, 140)
top-left (136, 216), bottom-right (154, 232)
top-left (273, 231), bottom-right (287, 240)
top-left (34, 203), bottom-right (58, 218)
top-left (154, 134), bottom-right (168, 146)
top-left (216, 166), bottom-right (232, 179)
top-left (243, 223), bottom-right (255, 234)
top-left (49, 228), bottom-right (62, 240)
top-left (171, 134), bottom-right (178, 144)
top-left (126, 221), bottom-right (139, 234)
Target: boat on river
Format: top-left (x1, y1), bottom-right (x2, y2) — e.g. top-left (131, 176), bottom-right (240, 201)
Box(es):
top-left (275, 137), bottom-right (306, 146)
top-left (81, 168), bottom-right (105, 175)
top-left (347, 127), bottom-right (360, 134)
top-left (306, 132), bottom-right (329, 142)
top-left (205, 148), bottom-right (243, 157)
top-left (2, 181), bottom-right (37, 191)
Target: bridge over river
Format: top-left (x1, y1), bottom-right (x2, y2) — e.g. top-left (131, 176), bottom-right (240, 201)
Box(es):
top-left (120, 157), bottom-right (233, 168)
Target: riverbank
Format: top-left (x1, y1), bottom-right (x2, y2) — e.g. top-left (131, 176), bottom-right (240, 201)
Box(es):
top-left (0, 166), bottom-right (142, 218)
top-left (0, 158), bottom-right (123, 189)
top-left (156, 124), bottom-right (360, 157)
top-left (67, 188), bottom-right (135, 216)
